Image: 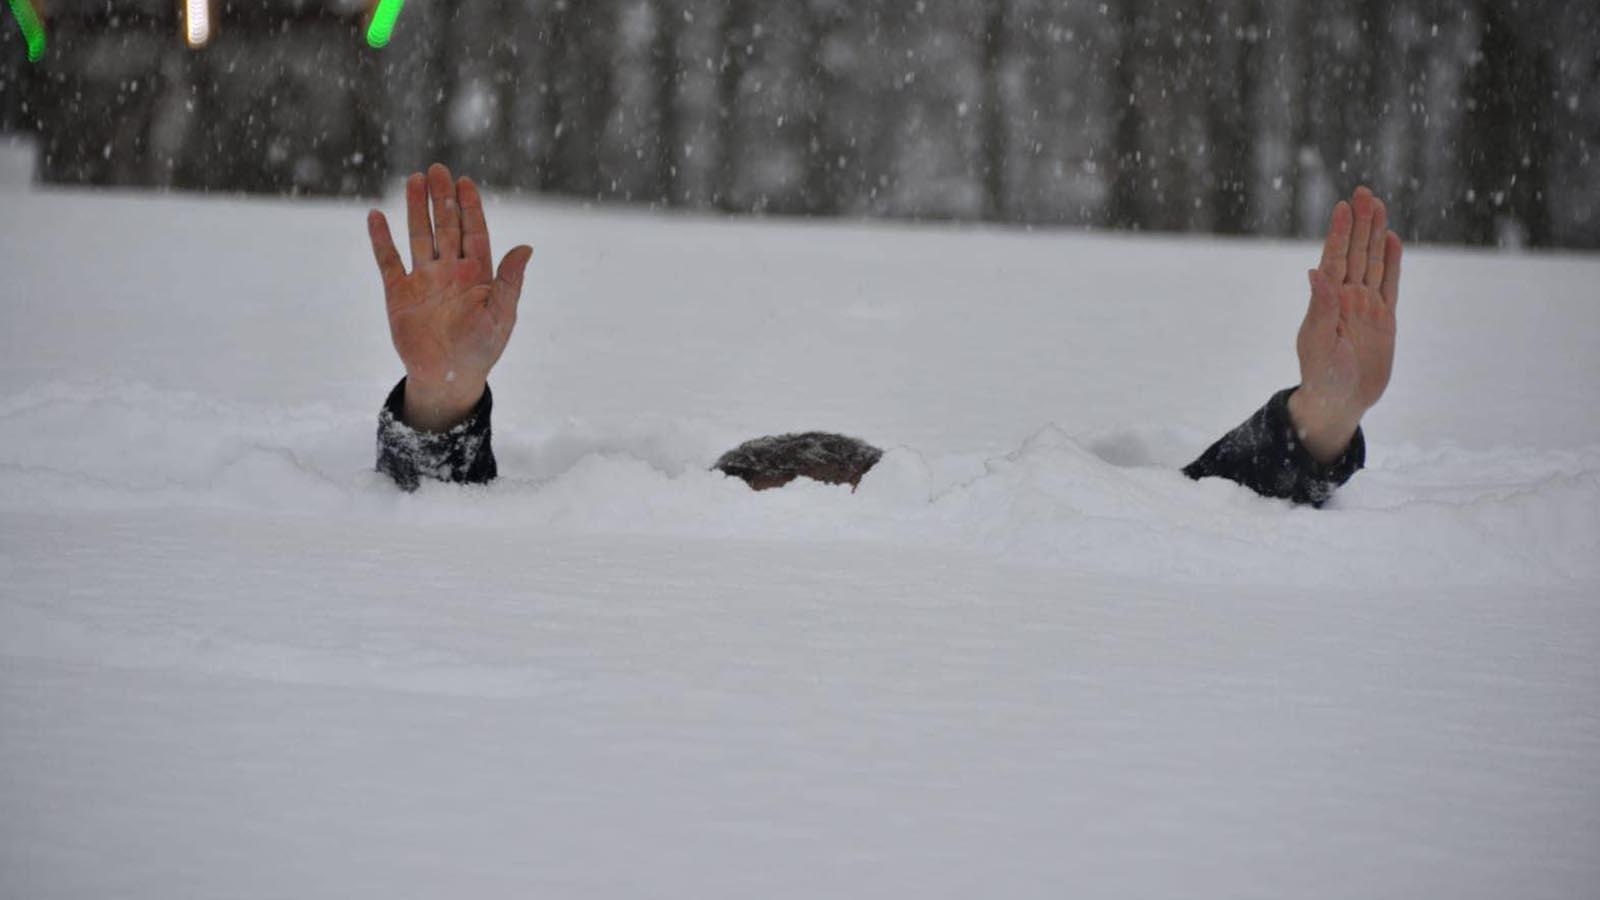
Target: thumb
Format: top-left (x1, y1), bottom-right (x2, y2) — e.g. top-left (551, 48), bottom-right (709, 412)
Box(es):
top-left (488, 245), bottom-right (533, 326)
top-left (494, 245), bottom-right (534, 303)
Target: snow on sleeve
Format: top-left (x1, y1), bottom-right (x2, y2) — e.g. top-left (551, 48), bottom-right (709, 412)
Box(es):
top-left (1183, 387), bottom-right (1365, 507)
top-left (376, 379), bottom-right (498, 492)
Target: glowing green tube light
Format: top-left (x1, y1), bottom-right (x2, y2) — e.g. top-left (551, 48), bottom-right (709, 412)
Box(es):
top-left (366, 0), bottom-right (405, 49)
top-left (7, 0), bottom-right (46, 63)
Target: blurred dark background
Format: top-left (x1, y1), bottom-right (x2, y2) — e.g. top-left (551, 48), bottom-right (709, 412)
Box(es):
top-left (2, 0), bottom-right (1597, 248)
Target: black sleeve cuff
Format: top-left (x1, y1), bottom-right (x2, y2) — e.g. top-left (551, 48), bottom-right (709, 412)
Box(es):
top-left (1182, 387), bottom-right (1365, 507)
top-left (375, 378), bottom-right (498, 491)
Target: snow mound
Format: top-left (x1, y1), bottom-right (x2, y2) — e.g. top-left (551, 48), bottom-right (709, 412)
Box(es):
top-left (3, 380), bottom-right (1595, 589)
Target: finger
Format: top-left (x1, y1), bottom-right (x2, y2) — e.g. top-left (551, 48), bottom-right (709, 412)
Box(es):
top-left (367, 210), bottom-right (406, 286)
top-left (1380, 231), bottom-right (1403, 310)
top-left (428, 163), bottom-right (462, 261)
top-left (1363, 198), bottom-right (1388, 291)
top-left (490, 245), bottom-right (534, 320)
top-left (1306, 269), bottom-right (1340, 333)
top-left (1345, 186), bottom-right (1375, 285)
top-left (404, 173), bottom-right (433, 266)
top-left (1319, 200), bottom-right (1352, 283)
top-left (458, 176), bottom-right (493, 276)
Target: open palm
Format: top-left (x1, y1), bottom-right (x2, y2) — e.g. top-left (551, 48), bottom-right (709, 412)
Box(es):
top-left (367, 164), bottom-right (532, 430)
top-left (1292, 186), bottom-right (1402, 460)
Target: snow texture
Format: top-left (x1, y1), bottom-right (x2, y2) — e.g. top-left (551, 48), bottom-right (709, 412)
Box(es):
top-left (2, 158), bottom-right (1598, 899)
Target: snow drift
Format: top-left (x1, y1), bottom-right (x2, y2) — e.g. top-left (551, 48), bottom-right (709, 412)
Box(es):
top-left (2, 166), bottom-right (1598, 899)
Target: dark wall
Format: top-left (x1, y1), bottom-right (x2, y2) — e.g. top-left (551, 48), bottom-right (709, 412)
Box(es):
top-left (16, 0), bottom-right (383, 195)
top-left (0, 7), bottom-right (32, 132)
top-left (6, 0), bottom-right (1598, 248)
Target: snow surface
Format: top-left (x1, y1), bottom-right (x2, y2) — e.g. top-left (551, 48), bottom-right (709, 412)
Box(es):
top-left (2, 158), bottom-right (1599, 898)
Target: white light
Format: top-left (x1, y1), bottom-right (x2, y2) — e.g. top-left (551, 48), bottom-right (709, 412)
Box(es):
top-left (185, 0), bottom-right (212, 48)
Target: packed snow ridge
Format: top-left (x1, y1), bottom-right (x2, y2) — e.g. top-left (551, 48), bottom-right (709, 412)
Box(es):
top-left (3, 379), bottom-right (1597, 589)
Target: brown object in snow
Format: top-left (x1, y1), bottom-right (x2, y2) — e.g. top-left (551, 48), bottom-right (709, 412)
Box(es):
top-left (714, 432), bottom-right (884, 491)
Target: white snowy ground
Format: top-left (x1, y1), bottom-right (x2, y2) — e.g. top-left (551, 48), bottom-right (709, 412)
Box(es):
top-left (2, 146), bottom-right (1598, 898)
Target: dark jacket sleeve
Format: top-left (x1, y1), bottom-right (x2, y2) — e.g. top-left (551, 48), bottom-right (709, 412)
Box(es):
top-left (376, 378), bottom-right (498, 491)
top-left (1183, 387), bottom-right (1364, 507)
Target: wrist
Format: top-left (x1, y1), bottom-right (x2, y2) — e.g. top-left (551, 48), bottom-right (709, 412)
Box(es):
top-left (402, 375), bottom-right (486, 432)
top-left (1287, 387), bottom-right (1363, 465)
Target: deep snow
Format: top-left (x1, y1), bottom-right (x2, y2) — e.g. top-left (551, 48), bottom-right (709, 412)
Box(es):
top-left (2, 149), bottom-right (1598, 898)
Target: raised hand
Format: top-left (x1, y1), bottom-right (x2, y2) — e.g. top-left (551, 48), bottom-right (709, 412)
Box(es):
top-left (1289, 186), bottom-right (1402, 463)
top-left (367, 163), bottom-right (534, 431)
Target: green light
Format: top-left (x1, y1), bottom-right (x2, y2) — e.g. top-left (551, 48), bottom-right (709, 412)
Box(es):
top-left (7, 0), bottom-right (46, 63)
top-left (366, 0), bottom-right (405, 49)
